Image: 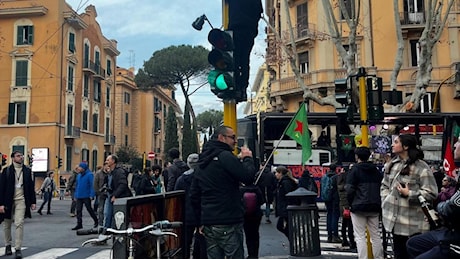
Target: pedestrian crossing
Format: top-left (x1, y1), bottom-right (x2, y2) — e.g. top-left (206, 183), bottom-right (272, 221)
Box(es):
top-left (0, 247), bottom-right (111, 259)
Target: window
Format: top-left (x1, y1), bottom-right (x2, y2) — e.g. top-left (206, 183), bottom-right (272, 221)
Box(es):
top-left (15, 60), bottom-right (28, 87)
top-left (299, 51), bottom-right (309, 74)
top-left (95, 50), bottom-right (100, 73)
top-left (8, 102), bottom-right (26, 124)
top-left (106, 87), bottom-right (111, 107)
top-left (94, 80), bottom-right (101, 102)
top-left (93, 113), bottom-right (99, 132)
top-left (125, 135), bottom-right (128, 146)
top-left (82, 110), bottom-right (88, 130)
top-left (66, 146), bottom-right (72, 171)
top-left (84, 43), bottom-right (90, 68)
top-left (341, 0), bottom-right (353, 20)
top-left (69, 32), bottom-right (75, 53)
top-left (125, 112), bottom-right (129, 126)
top-left (296, 3), bottom-right (308, 37)
top-left (81, 148), bottom-right (89, 162)
top-left (405, 92), bottom-right (435, 113)
top-left (67, 65), bottom-right (74, 91)
top-left (17, 25), bottom-right (33, 45)
top-left (105, 117), bottom-right (110, 137)
top-left (124, 92), bottom-right (131, 104)
top-left (106, 59), bottom-right (112, 76)
top-left (83, 75), bottom-right (89, 97)
top-left (12, 145), bottom-right (25, 156)
top-left (410, 39), bottom-right (420, 67)
top-left (91, 150), bottom-right (98, 171)
top-left (66, 104), bottom-right (73, 135)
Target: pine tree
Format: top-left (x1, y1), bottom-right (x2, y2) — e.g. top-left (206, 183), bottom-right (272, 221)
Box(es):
top-left (164, 105), bottom-right (179, 161)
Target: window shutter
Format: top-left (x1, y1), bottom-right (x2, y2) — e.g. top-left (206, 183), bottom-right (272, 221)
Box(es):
top-left (28, 26), bottom-right (34, 44)
top-left (17, 26), bottom-right (24, 45)
top-left (8, 103), bottom-right (14, 124)
top-left (18, 102), bottom-right (26, 124)
top-left (69, 33), bottom-right (75, 52)
top-left (16, 60), bottom-right (28, 86)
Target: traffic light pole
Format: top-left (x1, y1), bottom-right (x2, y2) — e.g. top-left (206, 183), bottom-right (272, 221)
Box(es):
top-left (358, 67), bottom-right (369, 147)
top-left (222, 0), bottom-right (238, 154)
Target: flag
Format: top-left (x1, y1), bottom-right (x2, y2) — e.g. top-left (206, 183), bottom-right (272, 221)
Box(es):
top-left (443, 139), bottom-right (456, 178)
top-left (285, 103), bottom-right (312, 165)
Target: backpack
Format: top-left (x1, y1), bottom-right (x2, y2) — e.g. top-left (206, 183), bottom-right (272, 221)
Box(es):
top-left (321, 174), bottom-right (334, 202)
top-left (241, 185), bottom-right (264, 216)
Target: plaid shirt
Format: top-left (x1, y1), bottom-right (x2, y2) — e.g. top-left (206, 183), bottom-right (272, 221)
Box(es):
top-left (381, 157), bottom-right (438, 236)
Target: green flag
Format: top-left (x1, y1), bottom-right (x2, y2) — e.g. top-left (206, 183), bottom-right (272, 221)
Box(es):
top-left (285, 103), bottom-right (312, 165)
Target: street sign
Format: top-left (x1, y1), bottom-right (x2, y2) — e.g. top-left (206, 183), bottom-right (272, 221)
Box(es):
top-left (147, 152), bottom-right (155, 159)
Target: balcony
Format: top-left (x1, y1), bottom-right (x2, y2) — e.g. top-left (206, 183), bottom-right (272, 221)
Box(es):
top-left (83, 60), bottom-right (106, 79)
top-left (400, 11), bottom-right (425, 27)
top-left (104, 135), bottom-right (116, 145)
top-left (64, 126), bottom-right (80, 139)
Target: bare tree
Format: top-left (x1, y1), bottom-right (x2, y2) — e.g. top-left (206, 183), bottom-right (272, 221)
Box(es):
top-left (391, 0), bottom-right (455, 111)
top-left (265, 0), bottom-right (362, 109)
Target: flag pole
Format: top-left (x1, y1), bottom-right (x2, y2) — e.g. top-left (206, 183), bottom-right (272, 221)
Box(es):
top-left (255, 103), bottom-right (306, 184)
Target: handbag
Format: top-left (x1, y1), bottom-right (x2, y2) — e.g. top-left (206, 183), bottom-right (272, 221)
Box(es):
top-left (343, 208), bottom-right (351, 219)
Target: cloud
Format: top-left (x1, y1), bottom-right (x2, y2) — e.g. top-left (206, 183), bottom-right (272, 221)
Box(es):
top-left (67, 0), bottom-right (266, 119)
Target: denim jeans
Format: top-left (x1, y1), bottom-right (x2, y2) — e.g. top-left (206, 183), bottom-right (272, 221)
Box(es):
top-left (103, 197), bottom-right (113, 228)
top-left (407, 227), bottom-right (460, 258)
top-left (203, 223), bottom-right (244, 259)
top-left (325, 201), bottom-right (340, 237)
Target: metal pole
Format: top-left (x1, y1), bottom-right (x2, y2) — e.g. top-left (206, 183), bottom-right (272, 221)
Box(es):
top-left (358, 67), bottom-right (369, 147)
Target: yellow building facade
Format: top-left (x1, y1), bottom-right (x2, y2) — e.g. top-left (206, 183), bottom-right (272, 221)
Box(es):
top-left (0, 0), bottom-right (183, 188)
top-left (264, 0), bottom-right (460, 114)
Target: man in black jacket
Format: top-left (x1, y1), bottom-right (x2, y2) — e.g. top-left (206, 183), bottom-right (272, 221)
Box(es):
top-left (166, 148), bottom-right (188, 192)
top-left (103, 155), bottom-right (132, 230)
top-left (191, 125), bottom-right (256, 259)
top-left (0, 151), bottom-right (36, 259)
top-left (345, 147), bottom-right (383, 258)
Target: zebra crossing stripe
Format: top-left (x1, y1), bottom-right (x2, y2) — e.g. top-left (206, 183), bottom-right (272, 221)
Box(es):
top-left (25, 248), bottom-right (78, 259)
top-left (86, 249), bottom-right (112, 259)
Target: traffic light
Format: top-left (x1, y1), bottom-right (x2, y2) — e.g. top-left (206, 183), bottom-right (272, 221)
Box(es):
top-left (1, 153), bottom-right (6, 166)
top-left (335, 78), bottom-right (355, 123)
top-left (207, 28), bottom-right (235, 99)
top-left (366, 76), bottom-right (384, 121)
top-left (57, 156), bottom-right (63, 168)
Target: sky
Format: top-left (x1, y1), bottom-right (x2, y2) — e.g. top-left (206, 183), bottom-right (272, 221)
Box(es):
top-left (66, 0), bottom-right (266, 118)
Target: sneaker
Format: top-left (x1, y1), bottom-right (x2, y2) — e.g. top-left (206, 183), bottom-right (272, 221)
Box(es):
top-left (327, 236), bottom-right (332, 243)
top-left (37, 210), bottom-right (42, 215)
top-left (15, 249), bottom-right (22, 259)
top-left (265, 218), bottom-right (272, 224)
top-left (5, 245), bottom-right (12, 256)
top-left (331, 236), bottom-right (342, 243)
top-left (71, 225), bottom-right (83, 230)
top-left (47, 212), bottom-right (53, 215)
top-left (69, 213), bottom-right (75, 217)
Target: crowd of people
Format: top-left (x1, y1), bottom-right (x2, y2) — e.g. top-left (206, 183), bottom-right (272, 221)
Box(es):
top-left (0, 130), bottom-right (459, 259)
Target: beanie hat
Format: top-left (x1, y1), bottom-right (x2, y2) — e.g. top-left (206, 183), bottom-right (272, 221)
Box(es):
top-left (78, 161), bottom-right (88, 171)
top-left (187, 153), bottom-right (199, 169)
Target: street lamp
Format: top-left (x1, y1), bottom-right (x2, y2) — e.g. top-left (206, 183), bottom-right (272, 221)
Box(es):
top-left (192, 14), bottom-right (214, 31)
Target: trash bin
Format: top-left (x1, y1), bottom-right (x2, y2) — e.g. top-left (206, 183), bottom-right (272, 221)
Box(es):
top-left (286, 187), bottom-right (320, 257)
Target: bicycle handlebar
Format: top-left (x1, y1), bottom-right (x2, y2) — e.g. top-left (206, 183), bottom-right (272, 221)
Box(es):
top-left (105, 220), bottom-right (182, 236)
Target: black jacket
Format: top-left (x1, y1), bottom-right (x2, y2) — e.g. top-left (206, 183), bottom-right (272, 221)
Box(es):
top-left (275, 176), bottom-right (297, 218)
top-left (138, 174), bottom-right (156, 195)
top-left (166, 159), bottom-right (189, 192)
top-left (190, 140), bottom-right (256, 225)
top-left (256, 167), bottom-right (276, 204)
top-left (0, 164), bottom-right (36, 222)
top-left (345, 161), bottom-right (383, 213)
top-left (175, 169), bottom-right (198, 226)
top-left (109, 166), bottom-right (132, 198)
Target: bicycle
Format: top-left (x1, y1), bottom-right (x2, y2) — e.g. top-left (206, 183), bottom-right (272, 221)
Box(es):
top-left (81, 220), bottom-right (182, 259)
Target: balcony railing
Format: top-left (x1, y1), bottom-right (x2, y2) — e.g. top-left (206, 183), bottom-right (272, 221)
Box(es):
top-left (400, 11), bottom-right (425, 25)
top-left (83, 59), bottom-right (106, 78)
top-left (104, 134), bottom-right (115, 145)
top-left (64, 126), bottom-right (80, 139)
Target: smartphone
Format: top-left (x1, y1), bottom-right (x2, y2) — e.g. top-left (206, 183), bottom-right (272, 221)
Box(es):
top-left (400, 182), bottom-right (406, 188)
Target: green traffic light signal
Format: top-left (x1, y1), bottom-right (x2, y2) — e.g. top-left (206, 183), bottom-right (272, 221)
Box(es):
top-left (207, 29), bottom-right (236, 99)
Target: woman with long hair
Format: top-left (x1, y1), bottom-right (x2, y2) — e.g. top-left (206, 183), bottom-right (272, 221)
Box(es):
top-left (274, 166), bottom-right (297, 239)
top-left (381, 134), bottom-right (438, 258)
